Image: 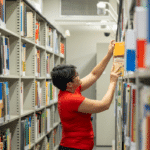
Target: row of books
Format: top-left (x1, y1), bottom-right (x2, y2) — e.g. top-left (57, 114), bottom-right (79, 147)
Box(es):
top-left (0, 36), bottom-right (10, 76)
top-left (46, 81), bottom-right (56, 106)
top-left (20, 2), bottom-right (33, 38)
top-left (116, 80), bottom-right (150, 150)
top-left (35, 20), bottom-right (40, 45)
top-left (0, 82), bottom-right (10, 124)
top-left (35, 49), bottom-right (41, 77)
top-left (115, 6), bottom-right (150, 74)
top-left (139, 85), bottom-right (150, 150)
top-left (35, 111), bottom-right (45, 141)
top-left (20, 80), bottom-right (56, 115)
top-left (21, 116), bottom-right (32, 150)
top-left (46, 26), bottom-right (53, 51)
top-left (35, 81), bottom-right (42, 109)
top-left (0, 128), bottom-right (11, 150)
top-left (60, 42), bottom-right (65, 57)
top-left (21, 43), bottom-right (26, 76)
top-left (53, 128), bottom-right (57, 147)
top-left (46, 53), bottom-right (51, 78)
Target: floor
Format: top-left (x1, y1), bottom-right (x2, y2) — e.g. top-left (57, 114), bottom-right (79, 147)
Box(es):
top-left (92, 138), bottom-right (112, 150)
top-left (93, 146), bottom-right (112, 150)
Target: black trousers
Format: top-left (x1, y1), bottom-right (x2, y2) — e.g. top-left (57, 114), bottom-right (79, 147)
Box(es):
top-left (58, 145), bottom-right (82, 150)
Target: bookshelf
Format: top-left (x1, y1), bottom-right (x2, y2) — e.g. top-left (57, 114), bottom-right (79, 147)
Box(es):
top-left (115, 0), bottom-right (150, 150)
top-left (0, 0), bottom-right (65, 149)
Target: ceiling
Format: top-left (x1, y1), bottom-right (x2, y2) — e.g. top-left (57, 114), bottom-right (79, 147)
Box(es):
top-left (55, 0), bottom-right (119, 33)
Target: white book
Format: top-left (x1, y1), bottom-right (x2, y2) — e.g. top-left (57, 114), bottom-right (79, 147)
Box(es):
top-left (134, 7), bottom-right (147, 39)
top-left (27, 12), bottom-right (33, 38)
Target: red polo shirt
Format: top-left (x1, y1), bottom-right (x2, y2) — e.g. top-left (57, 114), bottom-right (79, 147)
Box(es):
top-left (58, 85), bottom-right (94, 150)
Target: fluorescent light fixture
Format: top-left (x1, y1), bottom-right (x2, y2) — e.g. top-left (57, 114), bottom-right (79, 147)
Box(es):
top-left (65, 30), bottom-right (70, 37)
top-left (97, 2), bottom-right (106, 9)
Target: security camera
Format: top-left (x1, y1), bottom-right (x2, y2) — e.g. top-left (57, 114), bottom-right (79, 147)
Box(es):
top-left (104, 32), bottom-right (110, 37)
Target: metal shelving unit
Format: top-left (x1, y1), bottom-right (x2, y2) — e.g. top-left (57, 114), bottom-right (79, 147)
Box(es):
top-left (115, 0), bottom-right (150, 150)
top-left (0, 0), bottom-right (65, 149)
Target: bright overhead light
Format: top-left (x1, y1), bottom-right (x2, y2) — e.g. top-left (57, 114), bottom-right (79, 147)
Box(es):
top-left (97, 2), bottom-right (106, 9)
top-left (65, 30), bottom-right (70, 37)
top-left (97, 2), bottom-right (106, 15)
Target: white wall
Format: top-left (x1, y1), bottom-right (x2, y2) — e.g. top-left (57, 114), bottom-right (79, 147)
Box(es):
top-left (42, 0), bottom-right (65, 36)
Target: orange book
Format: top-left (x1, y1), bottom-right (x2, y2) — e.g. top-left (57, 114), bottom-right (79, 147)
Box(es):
top-left (113, 42), bottom-right (125, 57)
top-left (136, 39), bottom-right (146, 69)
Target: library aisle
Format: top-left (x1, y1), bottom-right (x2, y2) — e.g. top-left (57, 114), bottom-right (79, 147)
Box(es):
top-left (1, 0), bottom-right (150, 150)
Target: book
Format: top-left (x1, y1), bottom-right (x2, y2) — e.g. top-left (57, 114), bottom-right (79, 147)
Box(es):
top-left (140, 85), bottom-right (150, 149)
top-left (27, 12), bottom-right (33, 38)
top-left (125, 29), bottom-right (136, 72)
top-left (113, 57), bottom-right (124, 76)
top-left (113, 42), bottom-right (125, 57)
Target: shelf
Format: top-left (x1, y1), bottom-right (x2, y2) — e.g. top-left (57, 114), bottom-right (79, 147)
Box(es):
top-left (46, 128), bottom-right (53, 136)
top-left (0, 27), bottom-right (20, 38)
top-left (35, 106), bottom-right (45, 112)
top-left (36, 134), bottom-right (45, 144)
top-left (36, 44), bottom-right (46, 50)
top-left (53, 122), bottom-right (60, 128)
top-left (21, 37), bottom-right (35, 45)
top-left (137, 69), bottom-right (150, 78)
top-left (46, 47), bottom-right (53, 53)
top-left (54, 53), bottom-right (60, 57)
top-left (29, 143), bottom-right (34, 150)
top-left (36, 77), bottom-right (46, 80)
top-left (0, 115), bottom-right (19, 127)
top-left (46, 102), bottom-right (54, 107)
top-left (54, 145), bottom-right (59, 150)
top-left (21, 110), bottom-right (34, 118)
top-left (21, 76), bottom-right (35, 79)
top-left (0, 75), bottom-right (20, 79)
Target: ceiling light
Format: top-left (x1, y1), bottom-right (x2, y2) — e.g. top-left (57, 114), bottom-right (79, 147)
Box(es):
top-left (65, 30), bottom-right (70, 37)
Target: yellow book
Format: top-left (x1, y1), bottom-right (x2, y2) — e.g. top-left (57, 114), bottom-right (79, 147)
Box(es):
top-left (113, 57), bottom-right (124, 76)
top-left (113, 42), bottom-right (125, 57)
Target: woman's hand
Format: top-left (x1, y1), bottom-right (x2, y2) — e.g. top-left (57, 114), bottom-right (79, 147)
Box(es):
top-left (108, 40), bottom-right (115, 56)
top-left (110, 64), bottom-right (122, 83)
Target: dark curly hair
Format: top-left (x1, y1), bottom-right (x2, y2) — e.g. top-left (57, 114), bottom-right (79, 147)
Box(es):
top-left (51, 64), bottom-right (77, 91)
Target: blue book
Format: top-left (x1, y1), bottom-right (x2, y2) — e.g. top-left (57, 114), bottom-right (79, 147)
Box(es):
top-left (126, 49), bottom-right (136, 72)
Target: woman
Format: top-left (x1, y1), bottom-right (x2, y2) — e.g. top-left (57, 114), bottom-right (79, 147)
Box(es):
top-left (51, 40), bottom-right (122, 150)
